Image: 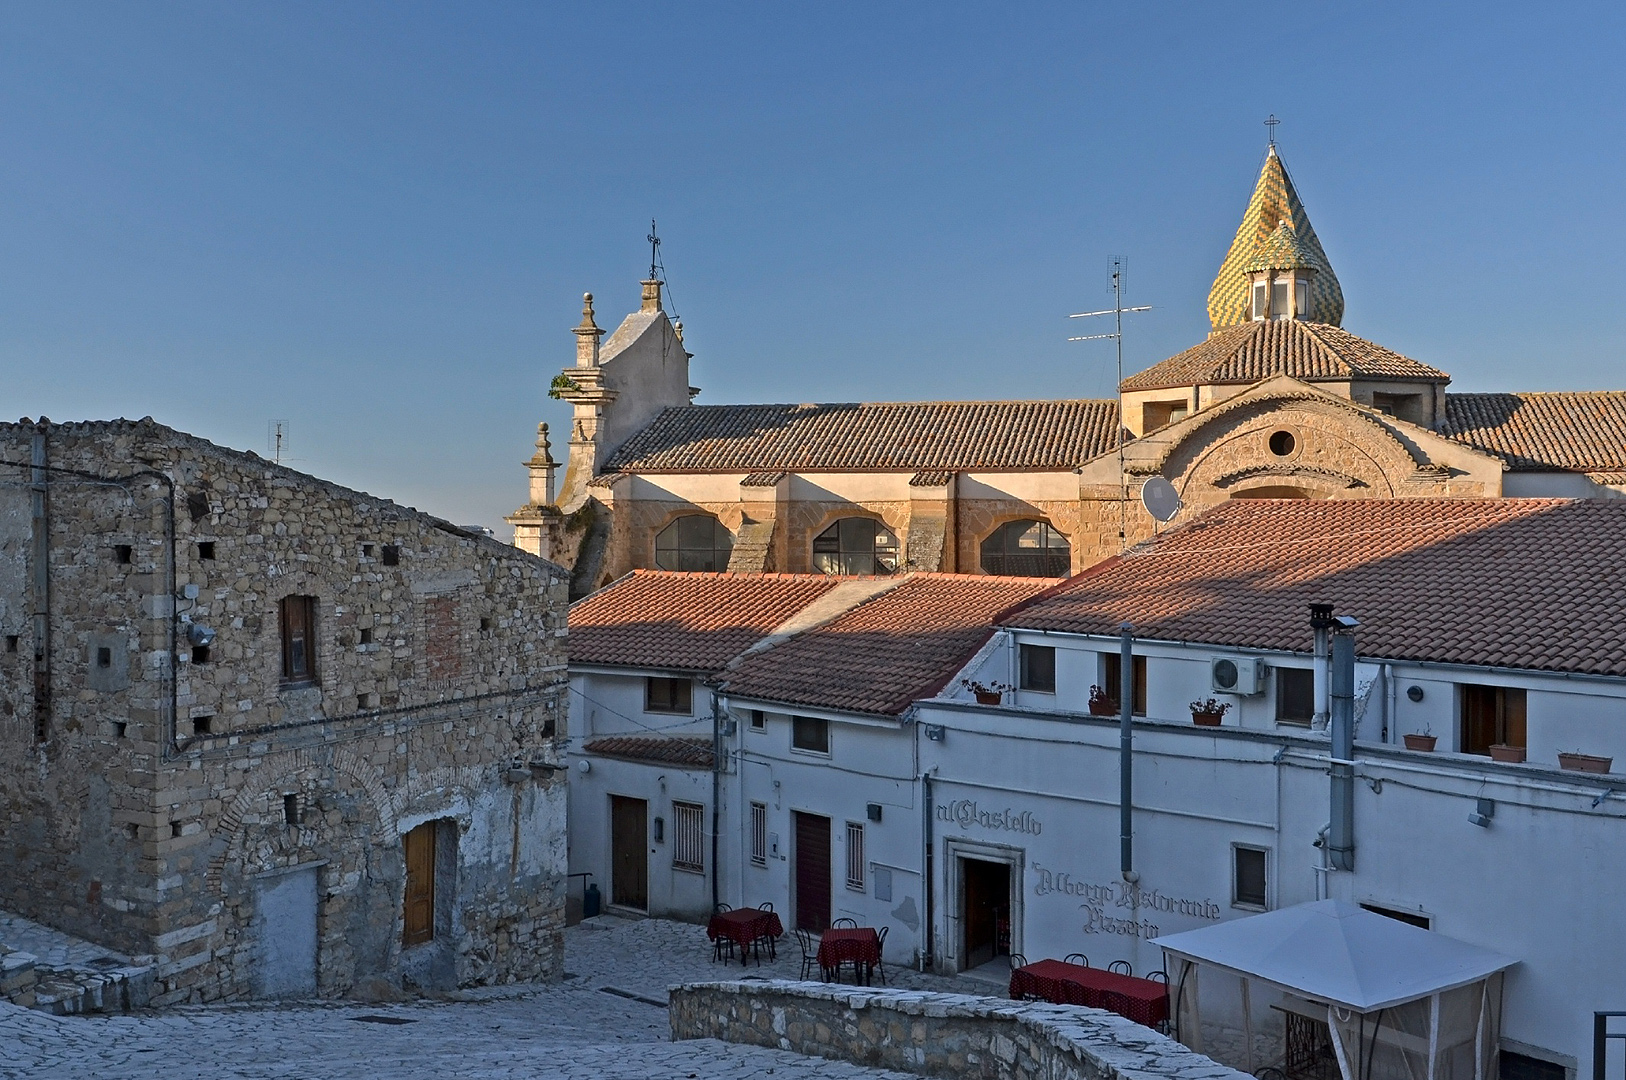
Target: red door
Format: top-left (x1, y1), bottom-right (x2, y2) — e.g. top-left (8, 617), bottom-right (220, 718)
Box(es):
top-left (793, 811), bottom-right (831, 931)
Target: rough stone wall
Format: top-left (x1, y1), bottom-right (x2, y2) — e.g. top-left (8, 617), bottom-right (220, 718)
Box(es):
top-left (670, 981), bottom-right (1251, 1080)
top-left (0, 419), bottom-right (570, 1005)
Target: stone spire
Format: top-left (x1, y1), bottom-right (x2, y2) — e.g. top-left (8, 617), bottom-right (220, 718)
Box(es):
top-left (1208, 146), bottom-right (1343, 329)
top-left (524, 423), bottom-right (558, 507)
top-left (574, 293), bottom-right (604, 366)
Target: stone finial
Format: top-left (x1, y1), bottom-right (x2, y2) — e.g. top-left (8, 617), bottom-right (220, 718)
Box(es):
top-left (574, 293), bottom-right (604, 367)
top-left (673, 320), bottom-right (684, 343)
top-left (640, 278), bottom-right (663, 314)
top-left (526, 423), bottom-right (559, 506)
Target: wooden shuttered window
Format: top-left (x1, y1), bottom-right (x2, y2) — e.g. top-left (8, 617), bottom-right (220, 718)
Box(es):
top-left (402, 821), bottom-right (436, 946)
top-left (280, 595), bottom-right (318, 684)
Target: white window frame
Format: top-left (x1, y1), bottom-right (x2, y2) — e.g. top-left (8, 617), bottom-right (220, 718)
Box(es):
top-left (1232, 843), bottom-right (1269, 911)
top-left (845, 821), bottom-right (866, 892)
top-left (672, 801), bottom-right (705, 874)
top-left (791, 715), bottom-right (830, 756)
top-left (749, 709), bottom-right (765, 731)
top-left (750, 802), bottom-right (768, 867)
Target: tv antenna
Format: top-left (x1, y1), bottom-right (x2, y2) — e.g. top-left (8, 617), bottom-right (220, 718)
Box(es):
top-left (1070, 259), bottom-right (1151, 551)
top-left (647, 219), bottom-right (662, 283)
top-left (267, 420), bottom-right (290, 465)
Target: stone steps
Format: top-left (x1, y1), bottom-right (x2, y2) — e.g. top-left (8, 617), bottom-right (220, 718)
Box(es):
top-left (1, 940), bottom-right (153, 1015)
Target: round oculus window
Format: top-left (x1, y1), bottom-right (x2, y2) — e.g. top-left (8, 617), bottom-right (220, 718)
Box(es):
top-left (1268, 430), bottom-right (1296, 457)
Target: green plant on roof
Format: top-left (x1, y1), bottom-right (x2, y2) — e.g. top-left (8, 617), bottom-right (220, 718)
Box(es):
top-left (549, 373), bottom-right (580, 399)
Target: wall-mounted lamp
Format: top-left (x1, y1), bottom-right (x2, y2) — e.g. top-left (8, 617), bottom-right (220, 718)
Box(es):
top-left (186, 622), bottom-right (216, 648)
top-left (576, 758), bottom-right (591, 775)
top-left (924, 725), bottom-right (946, 742)
top-left (652, 816), bottom-right (665, 843)
top-left (1407, 685), bottom-right (1424, 703)
top-left (866, 803), bottom-right (883, 823)
top-left (1468, 797), bottom-right (1495, 829)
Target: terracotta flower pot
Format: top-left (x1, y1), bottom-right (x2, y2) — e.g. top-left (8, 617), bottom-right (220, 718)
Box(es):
top-left (1558, 752), bottom-right (1612, 774)
top-left (1089, 701), bottom-right (1117, 717)
top-left (974, 691), bottom-right (1003, 706)
top-left (1191, 712), bottom-right (1224, 727)
top-left (1488, 744), bottom-right (1526, 764)
top-left (1403, 733), bottom-right (1437, 752)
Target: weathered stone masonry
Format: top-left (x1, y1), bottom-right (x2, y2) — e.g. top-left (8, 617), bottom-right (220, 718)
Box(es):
top-left (0, 418), bottom-right (570, 1005)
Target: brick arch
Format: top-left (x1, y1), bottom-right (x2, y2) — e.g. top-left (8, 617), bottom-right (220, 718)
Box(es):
top-left (385, 764), bottom-right (492, 832)
top-left (205, 744), bottom-right (391, 894)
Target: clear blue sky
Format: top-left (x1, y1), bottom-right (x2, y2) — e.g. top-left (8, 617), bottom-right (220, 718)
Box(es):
top-left (4, 3), bottom-right (1623, 532)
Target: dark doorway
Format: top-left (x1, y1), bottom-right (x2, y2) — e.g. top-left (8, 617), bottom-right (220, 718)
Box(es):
top-left (793, 811), bottom-right (832, 931)
top-left (961, 858), bottom-right (1011, 970)
top-left (610, 795), bottom-right (648, 910)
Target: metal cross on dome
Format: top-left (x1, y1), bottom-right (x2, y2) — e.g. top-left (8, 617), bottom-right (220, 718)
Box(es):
top-left (1265, 114), bottom-right (1280, 146)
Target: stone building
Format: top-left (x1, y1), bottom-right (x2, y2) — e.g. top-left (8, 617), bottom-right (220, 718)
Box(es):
top-left (511, 146), bottom-right (1626, 595)
top-left (0, 418), bottom-right (570, 1005)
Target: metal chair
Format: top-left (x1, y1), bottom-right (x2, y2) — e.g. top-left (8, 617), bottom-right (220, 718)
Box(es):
top-left (711, 903), bottom-right (735, 963)
top-left (793, 928), bottom-right (818, 980)
top-left (1146, 970), bottom-right (1168, 983)
top-left (1108, 959), bottom-right (1133, 975)
top-left (831, 917), bottom-right (857, 928)
top-left (758, 902), bottom-right (774, 911)
top-left (1064, 952), bottom-right (1090, 967)
top-left (872, 925), bottom-right (889, 986)
top-left (1009, 952), bottom-right (1028, 969)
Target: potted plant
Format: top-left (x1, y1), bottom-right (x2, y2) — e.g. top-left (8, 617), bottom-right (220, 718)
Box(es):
top-left (1088, 685), bottom-right (1117, 716)
top-left (1189, 698), bottom-right (1232, 727)
top-left (961, 679), bottom-right (1013, 706)
top-left (1403, 727), bottom-right (1437, 752)
top-left (1558, 750), bottom-right (1613, 774)
top-left (1488, 743), bottom-right (1526, 764)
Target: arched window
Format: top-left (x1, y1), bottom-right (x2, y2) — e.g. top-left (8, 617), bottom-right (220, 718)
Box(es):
top-left (980, 520), bottom-right (1071, 577)
top-left (654, 514), bottom-right (733, 571)
top-left (812, 518), bottom-right (899, 575)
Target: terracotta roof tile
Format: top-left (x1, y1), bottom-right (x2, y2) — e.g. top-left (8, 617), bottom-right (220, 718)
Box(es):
top-left (569, 571), bottom-right (845, 673)
top-left (1005, 498), bottom-right (1626, 677)
top-left (722, 574), bottom-right (1056, 716)
top-left (1442, 392), bottom-right (1626, 472)
top-left (582, 735), bottom-right (714, 768)
top-left (602, 400), bottom-right (1121, 473)
top-left (1120, 321), bottom-right (1448, 393)
top-left (739, 471), bottom-right (787, 486)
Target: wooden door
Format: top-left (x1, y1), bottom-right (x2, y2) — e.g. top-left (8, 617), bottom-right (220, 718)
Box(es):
top-left (610, 795), bottom-right (648, 909)
top-left (793, 811), bottom-right (831, 931)
top-left (402, 821), bottom-right (436, 946)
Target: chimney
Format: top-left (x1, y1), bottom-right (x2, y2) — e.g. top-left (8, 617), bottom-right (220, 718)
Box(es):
top-left (574, 293), bottom-right (604, 367)
top-left (525, 423), bottom-right (558, 506)
top-left (640, 278), bottom-right (663, 314)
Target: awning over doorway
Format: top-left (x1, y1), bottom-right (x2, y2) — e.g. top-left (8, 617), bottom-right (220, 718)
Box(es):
top-left (1152, 899), bottom-right (1514, 1012)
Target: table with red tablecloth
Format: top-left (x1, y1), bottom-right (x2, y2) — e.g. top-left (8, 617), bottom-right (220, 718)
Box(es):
top-left (1009, 959), bottom-right (1168, 1027)
top-left (706, 909), bottom-right (783, 965)
top-left (817, 928), bottom-right (883, 983)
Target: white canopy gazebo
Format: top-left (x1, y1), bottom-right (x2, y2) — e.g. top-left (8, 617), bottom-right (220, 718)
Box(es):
top-left (1153, 900), bottom-right (1516, 1080)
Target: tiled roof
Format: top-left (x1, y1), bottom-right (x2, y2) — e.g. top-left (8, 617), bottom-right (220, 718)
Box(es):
top-left (1209, 146), bottom-right (1343, 329)
top-left (740, 471), bottom-right (787, 487)
top-left (1245, 219), bottom-right (1320, 273)
top-left (569, 572), bottom-right (845, 673)
top-left (1120, 321), bottom-right (1449, 393)
top-left (1004, 498), bottom-right (1626, 677)
top-left (602, 400), bottom-right (1122, 473)
top-left (582, 735), bottom-right (714, 769)
top-left (1442, 392), bottom-right (1626, 473)
top-left (722, 574), bottom-right (1056, 716)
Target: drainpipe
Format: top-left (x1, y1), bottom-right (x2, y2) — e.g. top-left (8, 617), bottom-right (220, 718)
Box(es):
top-left (1328, 622), bottom-right (1357, 872)
top-left (1310, 603), bottom-right (1333, 731)
top-left (922, 768), bottom-right (935, 971)
top-left (30, 422), bottom-right (49, 744)
top-left (710, 691), bottom-right (722, 914)
top-left (1119, 623), bottom-right (1137, 883)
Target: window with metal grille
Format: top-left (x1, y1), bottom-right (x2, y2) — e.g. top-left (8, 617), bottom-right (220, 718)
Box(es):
top-left (845, 822), bottom-right (865, 891)
top-left (750, 802), bottom-right (768, 866)
top-left (672, 801), bottom-right (705, 873)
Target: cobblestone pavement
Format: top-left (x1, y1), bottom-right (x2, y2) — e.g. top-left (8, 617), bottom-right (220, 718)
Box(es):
top-left (0, 914), bottom-right (986, 1079)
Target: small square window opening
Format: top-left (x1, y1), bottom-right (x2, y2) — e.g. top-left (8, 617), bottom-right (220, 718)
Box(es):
top-left (5, 635), bottom-right (17, 653)
top-left (359, 628), bottom-right (373, 646)
top-left (114, 544), bottom-right (132, 565)
top-left (791, 715), bottom-right (829, 754)
top-left (1233, 845), bottom-right (1268, 909)
top-left (284, 794), bottom-right (300, 826)
top-left (96, 647), bottom-right (112, 669)
top-left (381, 545), bottom-right (400, 566)
top-left (192, 716), bottom-right (212, 736)
top-left (196, 541), bottom-right (215, 560)
top-left (749, 709), bottom-right (765, 730)
top-left (191, 644), bottom-right (210, 664)
top-left (1019, 644), bottom-right (1056, 693)
top-left (645, 676), bottom-right (692, 714)
top-left (362, 543), bottom-right (375, 558)
top-left (170, 821), bottom-right (183, 838)
top-left (114, 721), bottom-right (127, 738)
top-left (479, 617), bottom-right (491, 632)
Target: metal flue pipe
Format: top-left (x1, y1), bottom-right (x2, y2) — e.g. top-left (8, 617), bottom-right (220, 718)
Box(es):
top-left (1119, 623), bottom-right (1137, 880)
top-left (1328, 627), bottom-right (1357, 872)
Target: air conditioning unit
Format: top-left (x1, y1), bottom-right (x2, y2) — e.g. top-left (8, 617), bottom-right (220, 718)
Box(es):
top-left (1212, 656), bottom-right (1266, 695)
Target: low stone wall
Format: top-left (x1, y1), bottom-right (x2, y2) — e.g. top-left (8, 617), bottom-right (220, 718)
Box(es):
top-left (670, 980), bottom-right (1250, 1080)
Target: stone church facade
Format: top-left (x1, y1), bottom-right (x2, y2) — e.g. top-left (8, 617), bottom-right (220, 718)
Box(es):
top-left (0, 419), bottom-right (570, 1005)
top-left (512, 147), bottom-right (1626, 596)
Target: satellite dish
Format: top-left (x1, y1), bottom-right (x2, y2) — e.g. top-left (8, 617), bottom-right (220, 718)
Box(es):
top-left (1141, 477), bottom-right (1181, 523)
